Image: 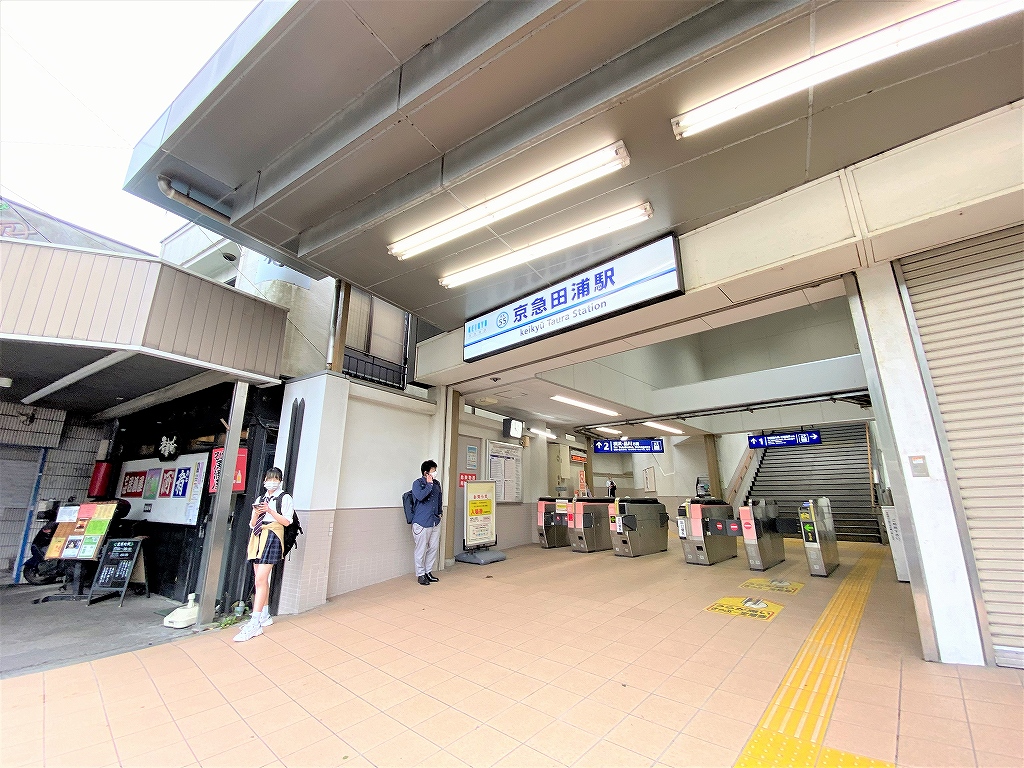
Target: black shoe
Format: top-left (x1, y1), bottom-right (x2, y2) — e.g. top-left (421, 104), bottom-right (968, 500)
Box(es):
top-left (417, 575), bottom-right (430, 585)
top-left (426, 572), bottom-right (439, 583)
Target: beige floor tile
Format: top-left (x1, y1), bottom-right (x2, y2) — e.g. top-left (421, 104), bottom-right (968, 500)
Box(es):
top-left (975, 751), bottom-right (1020, 768)
top-left (519, 657), bottom-right (573, 684)
top-left (401, 664), bottom-right (456, 691)
top-left (831, 697), bottom-right (898, 731)
top-left (109, 722), bottom-right (183, 760)
top-left (364, 728), bottom-right (441, 767)
top-left (837, 679), bottom-right (902, 710)
top-left (317, 696), bottom-right (381, 732)
top-left (361, 679), bottom-right (420, 710)
top-left (446, 724), bottom-right (520, 768)
top-left (339, 711), bottom-right (407, 753)
top-left (525, 720), bottom-right (599, 765)
top-left (822, 719), bottom-right (898, 763)
top-left (589, 680), bottom-right (652, 713)
top-left (386, 692), bottom-right (450, 728)
top-left (415, 708), bottom-right (482, 748)
top-left (418, 749), bottom-right (472, 767)
top-left (658, 734), bottom-right (738, 768)
top-left (456, 688), bottom-right (516, 721)
top-left (958, 665), bottom-right (1024, 685)
top-left (0, 738), bottom-right (43, 767)
top-left (899, 710), bottom-right (974, 749)
top-left (682, 710), bottom-right (754, 753)
top-left (521, 684), bottom-right (583, 718)
top-left (185, 723), bottom-right (262, 762)
top-left (965, 699), bottom-right (1023, 729)
top-left (118, 740), bottom-right (197, 768)
top-left (230, 686), bottom-right (292, 718)
top-left (262, 716), bottom-right (333, 757)
top-left (175, 702), bottom-right (242, 739)
top-left (487, 702), bottom-right (554, 741)
top-left (280, 736), bottom-right (358, 768)
top-left (900, 689), bottom-right (968, 721)
top-left (970, 723), bottom-right (1024, 760)
top-left (560, 698), bottom-right (628, 737)
top-left (901, 671), bottom-right (965, 698)
top-left (612, 665), bottom-right (670, 693)
top-left (961, 679), bottom-right (1024, 706)
top-left (489, 672), bottom-right (546, 701)
top-left (342, 668), bottom-right (397, 696)
top-left (424, 677), bottom-right (484, 706)
top-left (492, 745), bottom-right (563, 767)
top-left (576, 740), bottom-right (656, 767)
top-left (464, 661), bottom-right (513, 687)
top-left (379, 655), bottom-right (429, 679)
top-left (630, 694), bottom-right (698, 732)
top-left (700, 689), bottom-right (769, 725)
top-left (652, 677), bottom-right (715, 708)
top-left (896, 734), bottom-right (976, 767)
top-left (606, 714), bottom-right (679, 759)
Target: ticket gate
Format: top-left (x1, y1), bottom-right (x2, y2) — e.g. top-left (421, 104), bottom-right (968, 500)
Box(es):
top-left (737, 500), bottom-right (786, 571)
top-left (537, 497), bottom-right (571, 549)
top-left (610, 499), bottom-right (669, 557)
top-left (568, 498), bottom-right (614, 553)
top-left (677, 498), bottom-right (738, 566)
top-left (799, 498), bottom-right (840, 576)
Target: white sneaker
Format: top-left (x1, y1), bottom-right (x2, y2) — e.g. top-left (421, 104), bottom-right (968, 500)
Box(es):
top-left (259, 611), bottom-right (273, 627)
top-left (233, 619), bottom-right (263, 642)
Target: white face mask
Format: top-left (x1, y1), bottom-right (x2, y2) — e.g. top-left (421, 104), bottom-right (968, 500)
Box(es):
top-left (264, 480), bottom-right (281, 493)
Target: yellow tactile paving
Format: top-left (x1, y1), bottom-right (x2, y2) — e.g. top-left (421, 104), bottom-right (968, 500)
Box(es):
top-left (735, 548), bottom-right (891, 767)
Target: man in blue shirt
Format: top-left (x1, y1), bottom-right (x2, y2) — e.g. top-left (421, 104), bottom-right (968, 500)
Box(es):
top-left (411, 460), bottom-right (443, 585)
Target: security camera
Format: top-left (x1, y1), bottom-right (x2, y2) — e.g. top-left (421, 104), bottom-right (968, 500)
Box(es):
top-left (220, 243), bottom-right (241, 262)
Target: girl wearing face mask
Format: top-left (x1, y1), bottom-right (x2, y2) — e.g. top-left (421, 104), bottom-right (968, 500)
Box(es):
top-left (234, 467), bottom-right (294, 642)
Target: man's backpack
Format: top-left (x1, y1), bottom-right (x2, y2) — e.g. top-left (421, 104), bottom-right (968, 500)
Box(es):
top-left (402, 490), bottom-right (415, 524)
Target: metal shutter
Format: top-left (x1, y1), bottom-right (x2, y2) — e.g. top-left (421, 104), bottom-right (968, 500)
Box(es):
top-left (899, 226), bottom-right (1024, 668)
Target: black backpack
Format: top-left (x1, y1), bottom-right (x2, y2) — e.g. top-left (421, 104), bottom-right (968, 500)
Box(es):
top-left (402, 490), bottom-right (415, 524)
top-left (283, 510), bottom-right (303, 557)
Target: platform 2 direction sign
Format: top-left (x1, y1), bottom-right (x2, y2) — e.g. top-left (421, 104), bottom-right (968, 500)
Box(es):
top-left (594, 439), bottom-right (665, 454)
top-left (748, 430), bottom-right (821, 449)
top-left (705, 596), bottom-right (783, 621)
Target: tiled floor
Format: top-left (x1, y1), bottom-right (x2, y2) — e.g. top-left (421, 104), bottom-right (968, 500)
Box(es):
top-left (2, 540), bottom-right (1022, 767)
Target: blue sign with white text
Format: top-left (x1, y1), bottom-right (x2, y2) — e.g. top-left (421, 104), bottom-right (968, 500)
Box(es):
top-left (593, 439), bottom-right (665, 454)
top-left (748, 431), bottom-right (822, 449)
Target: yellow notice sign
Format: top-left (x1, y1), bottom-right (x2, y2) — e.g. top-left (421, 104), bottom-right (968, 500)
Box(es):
top-left (740, 577), bottom-right (804, 595)
top-left (705, 596), bottom-right (783, 621)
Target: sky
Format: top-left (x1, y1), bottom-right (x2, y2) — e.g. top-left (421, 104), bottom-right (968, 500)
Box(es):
top-left (0, 0), bottom-right (259, 254)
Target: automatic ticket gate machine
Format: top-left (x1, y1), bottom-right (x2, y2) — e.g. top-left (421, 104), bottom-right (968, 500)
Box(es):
top-left (610, 499), bottom-right (669, 557)
top-left (799, 498), bottom-right (840, 576)
top-left (568, 498), bottom-right (614, 553)
top-left (677, 498), bottom-right (738, 566)
top-left (737, 500), bottom-right (786, 571)
top-left (537, 497), bottom-right (572, 549)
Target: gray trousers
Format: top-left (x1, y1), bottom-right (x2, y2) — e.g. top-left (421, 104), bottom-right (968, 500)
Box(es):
top-left (412, 522), bottom-right (441, 577)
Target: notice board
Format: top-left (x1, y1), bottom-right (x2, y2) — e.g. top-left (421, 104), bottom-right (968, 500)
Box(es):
top-left (485, 441), bottom-right (522, 503)
top-left (463, 480), bottom-right (497, 549)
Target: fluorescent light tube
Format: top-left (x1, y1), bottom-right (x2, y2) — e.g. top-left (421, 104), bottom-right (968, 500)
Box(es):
top-left (551, 395), bottom-right (619, 416)
top-left (529, 428), bottom-right (557, 439)
top-left (440, 203), bottom-right (653, 288)
top-left (672, 0), bottom-right (1023, 137)
top-left (643, 421), bottom-right (683, 435)
top-left (595, 427), bottom-right (622, 435)
top-left (389, 142), bottom-right (630, 259)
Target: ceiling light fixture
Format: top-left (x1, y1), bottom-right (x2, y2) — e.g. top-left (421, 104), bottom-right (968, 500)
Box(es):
top-left (671, 0), bottom-right (1023, 137)
top-left (550, 395), bottom-right (619, 416)
top-left (529, 427), bottom-right (557, 440)
top-left (595, 427), bottom-right (622, 435)
top-left (642, 421), bottom-right (683, 435)
top-left (389, 141), bottom-right (630, 260)
top-left (439, 202), bottom-right (653, 288)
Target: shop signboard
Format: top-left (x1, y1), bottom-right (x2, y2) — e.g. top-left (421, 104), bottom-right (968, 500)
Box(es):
top-left (209, 447), bottom-right (248, 493)
top-left (747, 431), bottom-right (821, 449)
top-left (593, 439), bottom-right (665, 454)
top-left (117, 453), bottom-right (208, 525)
top-left (463, 235), bottom-right (682, 361)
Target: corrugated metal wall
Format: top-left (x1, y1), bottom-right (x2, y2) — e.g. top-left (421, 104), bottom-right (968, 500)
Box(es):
top-left (899, 225), bottom-right (1024, 669)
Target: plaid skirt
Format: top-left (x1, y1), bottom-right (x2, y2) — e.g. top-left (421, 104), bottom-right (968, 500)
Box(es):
top-left (252, 531), bottom-right (283, 564)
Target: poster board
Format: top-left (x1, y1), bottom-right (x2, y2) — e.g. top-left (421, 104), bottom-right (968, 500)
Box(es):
top-left (116, 452), bottom-right (208, 525)
top-left (464, 480), bottom-right (497, 549)
top-left (45, 503), bottom-right (118, 560)
top-left (485, 441), bottom-right (523, 503)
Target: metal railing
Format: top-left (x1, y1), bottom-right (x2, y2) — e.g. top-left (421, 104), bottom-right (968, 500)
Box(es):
top-left (342, 348), bottom-right (407, 390)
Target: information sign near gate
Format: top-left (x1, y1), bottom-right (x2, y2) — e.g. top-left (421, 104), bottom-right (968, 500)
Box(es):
top-left (747, 431), bottom-right (821, 449)
top-left (593, 439), bottom-right (665, 454)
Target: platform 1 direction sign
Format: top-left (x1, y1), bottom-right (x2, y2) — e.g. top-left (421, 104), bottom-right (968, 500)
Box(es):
top-left (593, 439), bottom-right (665, 454)
top-left (748, 431), bottom-right (821, 449)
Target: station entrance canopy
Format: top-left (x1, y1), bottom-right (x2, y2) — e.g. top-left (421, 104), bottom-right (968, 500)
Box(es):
top-left (123, 0), bottom-right (1023, 341)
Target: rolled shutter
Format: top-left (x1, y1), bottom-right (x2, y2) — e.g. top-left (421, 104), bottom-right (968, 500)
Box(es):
top-left (899, 225), bottom-right (1024, 668)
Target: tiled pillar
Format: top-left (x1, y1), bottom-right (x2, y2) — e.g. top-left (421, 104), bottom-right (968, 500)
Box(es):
top-left (274, 371), bottom-right (351, 615)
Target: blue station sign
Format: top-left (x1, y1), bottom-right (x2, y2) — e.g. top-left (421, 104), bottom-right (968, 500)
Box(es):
top-left (594, 439), bottom-right (665, 454)
top-left (748, 431), bottom-right (822, 449)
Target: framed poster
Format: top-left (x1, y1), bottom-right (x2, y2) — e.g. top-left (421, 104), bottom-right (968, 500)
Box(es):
top-left (464, 480), bottom-right (497, 549)
top-left (116, 452), bottom-right (208, 525)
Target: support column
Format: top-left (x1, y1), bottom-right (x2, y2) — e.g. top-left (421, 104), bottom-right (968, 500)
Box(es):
top-left (846, 269), bottom-right (987, 665)
top-left (441, 389), bottom-right (461, 567)
top-left (196, 381), bottom-right (248, 627)
top-left (703, 434), bottom-right (723, 499)
top-left (275, 371), bottom-right (351, 614)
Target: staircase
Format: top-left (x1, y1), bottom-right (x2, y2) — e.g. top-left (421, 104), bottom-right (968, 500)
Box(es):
top-left (747, 423), bottom-right (881, 543)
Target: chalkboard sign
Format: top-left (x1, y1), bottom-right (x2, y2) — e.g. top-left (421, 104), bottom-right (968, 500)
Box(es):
top-left (88, 538), bottom-right (148, 606)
